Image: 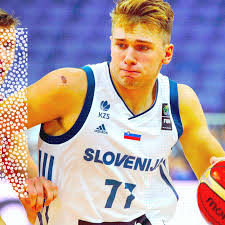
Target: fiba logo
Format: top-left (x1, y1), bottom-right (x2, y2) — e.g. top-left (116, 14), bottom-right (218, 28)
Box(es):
top-left (100, 100), bottom-right (110, 111)
top-left (161, 103), bottom-right (172, 130)
top-left (99, 100), bottom-right (110, 119)
top-left (162, 104), bottom-right (169, 116)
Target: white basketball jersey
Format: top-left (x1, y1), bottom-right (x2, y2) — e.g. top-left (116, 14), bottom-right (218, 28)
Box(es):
top-left (35, 62), bottom-right (183, 225)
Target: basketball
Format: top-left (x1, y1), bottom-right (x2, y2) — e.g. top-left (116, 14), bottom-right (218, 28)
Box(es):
top-left (197, 161), bottom-right (225, 225)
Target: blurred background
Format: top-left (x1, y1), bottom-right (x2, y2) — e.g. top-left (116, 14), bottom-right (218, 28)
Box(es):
top-left (0, 0), bottom-right (224, 224)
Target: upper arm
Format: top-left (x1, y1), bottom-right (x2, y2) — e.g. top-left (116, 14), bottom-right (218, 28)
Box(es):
top-left (0, 68), bottom-right (87, 132)
top-left (178, 84), bottom-right (224, 179)
top-left (27, 67), bottom-right (87, 128)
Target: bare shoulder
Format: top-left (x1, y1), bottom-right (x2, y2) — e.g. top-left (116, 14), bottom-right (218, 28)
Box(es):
top-left (30, 67), bottom-right (87, 92)
top-left (177, 84), bottom-right (207, 130)
top-left (26, 68), bottom-right (88, 128)
top-left (49, 67), bottom-right (87, 85)
top-left (177, 84), bottom-right (199, 108)
top-left (28, 67), bottom-right (87, 100)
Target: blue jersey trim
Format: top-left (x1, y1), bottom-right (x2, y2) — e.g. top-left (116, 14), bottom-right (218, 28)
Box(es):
top-left (47, 156), bottom-right (54, 181)
top-left (107, 62), bottom-right (159, 120)
top-left (38, 151), bottom-right (54, 224)
top-left (38, 150), bottom-right (41, 177)
top-left (39, 66), bottom-right (95, 144)
top-left (45, 206), bottom-right (49, 224)
top-left (160, 165), bottom-right (179, 201)
top-left (169, 80), bottom-right (183, 139)
top-left (42, 153), bottom-right (48, 177)
top-left (37, 213), bottom-right (43, 225)
top-left (39, 150), bottom-right (55, 181)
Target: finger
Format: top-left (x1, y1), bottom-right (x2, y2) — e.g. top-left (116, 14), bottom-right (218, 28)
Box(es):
top-left (19, 195), bottom-right (30, 206)
top-left (50, 183), bottom-right (58, 204)
top-left (34, 177), bottom-right (44, 212)
top-left (20, 182), bottom-right (29, 200)
top-left (19, 189), bottom-right (29, 204)
top-left (42, 179), bottom-right (54, 206)
top-left (210, 156), bottom-right (225, 165)
top-left (52, 184), bottom-right (58, 201)
top-left (26, 178), bottom-right (37, 208)
top-left (210, 156), bottom-right (216, 165)
top-left (43, 180), bottom-right (58, 206)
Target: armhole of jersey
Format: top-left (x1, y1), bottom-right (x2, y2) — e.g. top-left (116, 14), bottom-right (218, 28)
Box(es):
top-left (39, 66), bottom-right (95, 144)
top-left (169, 79), bottom-right (183, 139)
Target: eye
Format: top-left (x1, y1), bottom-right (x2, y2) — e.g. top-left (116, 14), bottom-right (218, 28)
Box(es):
top-left (136, 45), bottom-right (149, 51)
top-left (116, 43), bottom-right (127, 49)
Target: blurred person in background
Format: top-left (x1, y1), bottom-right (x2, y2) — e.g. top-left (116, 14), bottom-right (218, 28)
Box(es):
top-left (1, 0), bottom-right (225, 224)
top-left (0, 9), bottom-right (17, 90)
top-left (0, 8), bottom-right (57, 225)
top-left (0, 8), bottom-right (20, 225)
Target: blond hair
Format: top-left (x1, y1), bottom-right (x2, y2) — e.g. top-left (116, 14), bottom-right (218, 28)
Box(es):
top-left (0, 9), bottom-right (20, 27)
top-left (110, 0), bottom-right (174, 44)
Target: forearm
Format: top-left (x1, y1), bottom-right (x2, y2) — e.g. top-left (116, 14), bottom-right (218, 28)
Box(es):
top-left (28, 154), bottom-right (38, 178)
top-left (19, 197), bottom-right (37, 225)
top-left (1, 131), bottom-right (28, 195)
top-left (21, 156), bottom-right (38, 224)
top-left (181, 128), bottom-right (225, 179)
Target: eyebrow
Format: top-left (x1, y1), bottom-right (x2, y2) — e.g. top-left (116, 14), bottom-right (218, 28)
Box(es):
top-left (114, 38), bottom-right (153, 45)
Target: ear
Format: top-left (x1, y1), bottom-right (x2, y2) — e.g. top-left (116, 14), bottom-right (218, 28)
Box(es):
top-left (110, 36), bottom-right (113, 57)
top-left (162, 44), bottom-right (174, 65)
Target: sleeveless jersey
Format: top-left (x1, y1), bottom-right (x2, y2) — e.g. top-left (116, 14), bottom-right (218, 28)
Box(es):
top-left (35, 62), bottom-right (183, 225)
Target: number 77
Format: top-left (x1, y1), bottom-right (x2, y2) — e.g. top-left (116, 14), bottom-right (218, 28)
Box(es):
top-left (105, 179), bottom-right (136, 208)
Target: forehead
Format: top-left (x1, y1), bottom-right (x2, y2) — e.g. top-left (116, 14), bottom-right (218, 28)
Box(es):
top-left (112, 24), bottom-right (162, 43)
top-left (0, 26), bottom-right (16, 41)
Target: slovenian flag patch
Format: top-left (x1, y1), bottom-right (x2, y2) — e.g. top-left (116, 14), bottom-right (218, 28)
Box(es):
top-left (124, 131), bottom-right (141, 141)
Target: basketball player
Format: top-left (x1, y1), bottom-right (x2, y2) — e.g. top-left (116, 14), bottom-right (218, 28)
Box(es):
top-left (1, 0), bottom-right (225, 224)
top-left (0, 8), bottom-right (58, 224)
top-left (0, 9), bottom-right (21, 225)
top-left (0, 9), bottom-right (17, 88)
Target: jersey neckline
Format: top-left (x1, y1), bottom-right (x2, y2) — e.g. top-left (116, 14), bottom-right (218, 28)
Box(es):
top-left (106, 61), bottom-right (159, 120)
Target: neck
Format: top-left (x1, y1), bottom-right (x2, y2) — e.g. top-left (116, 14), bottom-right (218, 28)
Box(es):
top-left (110, 65), bottom-right (157, 115)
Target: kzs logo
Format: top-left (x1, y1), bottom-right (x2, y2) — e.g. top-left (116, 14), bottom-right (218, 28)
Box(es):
top-left (100, 101), bottom-right (110, 111)
top-left (99, 100), bottom-right (110, 119)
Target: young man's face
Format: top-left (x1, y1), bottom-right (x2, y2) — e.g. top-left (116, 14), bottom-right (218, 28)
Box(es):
top-left (110, 23), bottom-right (173, 90)
top-left (0, 26), bottom-right (16, 84)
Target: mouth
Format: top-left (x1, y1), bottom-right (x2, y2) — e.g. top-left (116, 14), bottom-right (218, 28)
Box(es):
top-left (121, 69), bottom-right (140, 73)
top-left (121, 69), bottom-right (141, 78)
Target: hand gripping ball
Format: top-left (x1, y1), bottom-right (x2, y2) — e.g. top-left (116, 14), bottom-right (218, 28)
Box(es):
top-left (197, 161), bottom-right (225, 225)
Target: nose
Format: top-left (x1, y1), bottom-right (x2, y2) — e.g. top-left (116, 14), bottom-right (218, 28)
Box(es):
top-left (124, 47), bottom-right (137, 66)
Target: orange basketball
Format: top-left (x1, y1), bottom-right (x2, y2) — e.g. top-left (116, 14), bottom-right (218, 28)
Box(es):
top-left (197, 161), bottom-right (225, 225)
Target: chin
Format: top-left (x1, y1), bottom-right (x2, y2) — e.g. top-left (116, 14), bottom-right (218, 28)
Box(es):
top-left (120, 79), bottom-right (140, 89)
